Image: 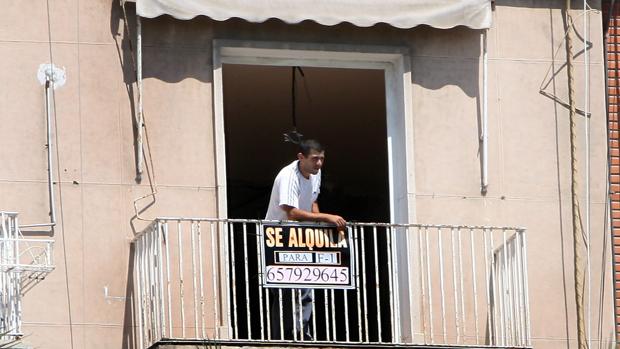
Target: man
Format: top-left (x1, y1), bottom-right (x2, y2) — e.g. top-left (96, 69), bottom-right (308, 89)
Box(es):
top-left (265, 139), bottom-right (346, 340)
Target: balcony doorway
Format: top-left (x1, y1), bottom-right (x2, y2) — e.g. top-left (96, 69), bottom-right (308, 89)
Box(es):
top-left (222, 64), bottom-right (392, 341)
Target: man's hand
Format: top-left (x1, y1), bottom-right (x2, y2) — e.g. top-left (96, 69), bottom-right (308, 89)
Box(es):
top-left (324, 214), bottom-right (346, 229)
top-left (282, 205), bottom-right (347, 229)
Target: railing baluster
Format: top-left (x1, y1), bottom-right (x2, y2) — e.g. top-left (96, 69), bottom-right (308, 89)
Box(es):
top-left (522, 230), bottom-right (532, 346)
top-left (311, 289), bottom-right (317, 342)
top-left (360, 226), bottom-right (369, 343)
top-left (278, 289), bottom-right (284, 340)
top-left (408, 227), bottom-right (416, 344)
top-left (516, 230), bottom-right (525, 346)
top-left (331, 288), bottom-right (336, 341)
top-left (242, 223), bottom-right (251, 339)
top-left (344, 288), bottom-right (350, 342)
top-left (197, 222), bottom-right (206, 339)
top-left (387, 225), bottom-right (396, 343)
top-left (470, 228), bottom-right (479, 345)
top-left (210, 222), bottom-right (220, 339)
top-left (450, 227), bottom-right (459, 343)
top-left (458, 228), bottom-right (466, 342)
top-left (135, 236), bottom-right (144, 349)
top-left (265, 287), bottom-right (271, 340)
top-left (324, 288), bottom-right (330, 341)
top-left (372, 226), bottom-right (382, 342)
top-left (438, 228), bottom-right (447, 343)
top-left (256, 223), bottom-right (265, 340)
top-left (500, 229), bottom-right (506, 346)
top-left (229, 223), bottom-right (238, 339)
top-left (490, 229), bottom-right (499, 345)
top-left (221, 221), bottom-right (232, 339)
top-left (354, 226), bottom-right (362, 343)
top-left (424, 227), bottom-right (434, 344)
top-left (292, 290), bottom-right (298, 341)
top-left (157, 223), bottom-right (166, 341)
top-left (144, 227), bottom-right (152, 340)
top-left (512, 233), bottom-right (520, 345)
top-left (164, 222), bottom-right (173, 338)
top-left (177, 221), bottom-right (186, 338)
top-left (191, 222), bottom-right (199, 337)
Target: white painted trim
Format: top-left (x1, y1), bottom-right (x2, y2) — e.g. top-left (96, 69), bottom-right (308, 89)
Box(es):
top-left (212, 39), bottom-right (417, 340)
top-left (213, 39), bottom-right (414, 222)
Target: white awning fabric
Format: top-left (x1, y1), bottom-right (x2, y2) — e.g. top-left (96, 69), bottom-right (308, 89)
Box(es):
top-left (135, 0), bottom-right (492, 29)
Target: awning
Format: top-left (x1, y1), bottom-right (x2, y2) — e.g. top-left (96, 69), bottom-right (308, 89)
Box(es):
top-left (135, 0), bottom-right (492, 29)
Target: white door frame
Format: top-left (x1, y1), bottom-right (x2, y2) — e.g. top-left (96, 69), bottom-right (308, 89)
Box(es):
top-left (212, 39), bottom-right (417, 340)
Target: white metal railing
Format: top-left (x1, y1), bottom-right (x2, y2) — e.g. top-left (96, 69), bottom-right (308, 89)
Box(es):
top-left (133, 218), bottom-right (530, 348)
top-left (0, 212), bottom-right (55, 340)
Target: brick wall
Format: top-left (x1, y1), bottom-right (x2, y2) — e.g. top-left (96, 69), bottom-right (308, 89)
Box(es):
top-left (604, 0), bottom-right (620, 341)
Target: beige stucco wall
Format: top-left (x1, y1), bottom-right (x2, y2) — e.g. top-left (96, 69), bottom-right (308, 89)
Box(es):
top-left (0, 0), bottom-right (614, 348)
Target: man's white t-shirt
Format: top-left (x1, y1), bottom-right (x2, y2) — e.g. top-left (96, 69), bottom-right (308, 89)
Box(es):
top-left (265, 160), bottom-right (321, 221)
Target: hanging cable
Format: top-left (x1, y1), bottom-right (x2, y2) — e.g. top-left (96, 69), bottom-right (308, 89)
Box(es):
top-left (582, 1), bottom-right (591, 348)
top-left (283, 66), bottom-right (305, 144)
top-left (44, 0), bottom-right (75, 348)
top-left (565, 1), bottom-right (588, 348)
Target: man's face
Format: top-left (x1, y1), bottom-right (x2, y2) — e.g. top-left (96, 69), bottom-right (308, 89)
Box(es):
top-left (298, 149), bottom-right (325, 176)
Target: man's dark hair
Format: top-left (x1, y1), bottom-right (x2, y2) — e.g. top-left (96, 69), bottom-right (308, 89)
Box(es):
top-left (298, 139), bottom-right (323, 156)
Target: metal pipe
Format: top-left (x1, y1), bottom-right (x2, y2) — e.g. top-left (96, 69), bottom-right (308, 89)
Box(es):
top-left (481, 29), bottom-right (489, 194)
top-left (136, 14), bottom-right (144, 177)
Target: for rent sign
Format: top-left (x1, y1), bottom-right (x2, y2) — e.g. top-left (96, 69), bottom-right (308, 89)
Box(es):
top-left (260, 222), bottom-right (355, 289)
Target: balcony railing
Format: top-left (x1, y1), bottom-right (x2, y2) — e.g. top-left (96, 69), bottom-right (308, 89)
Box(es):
top-left (133, 218), bottom-right (530, 348)
top-left (0, 212), bottom-right (55, 340)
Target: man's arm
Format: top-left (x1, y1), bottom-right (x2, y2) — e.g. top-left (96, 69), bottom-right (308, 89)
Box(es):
top-left (281, 204), bottom-right (346, 229)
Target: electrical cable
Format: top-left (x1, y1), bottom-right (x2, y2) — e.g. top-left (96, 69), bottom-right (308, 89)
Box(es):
top-left (565, 2), bottom-right (588, 348)
top-left (45, 0), bottom-right (75, 348)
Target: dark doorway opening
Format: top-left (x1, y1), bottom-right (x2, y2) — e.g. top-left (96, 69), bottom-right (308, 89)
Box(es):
top-left (223, 63), bottom-right (391, 342)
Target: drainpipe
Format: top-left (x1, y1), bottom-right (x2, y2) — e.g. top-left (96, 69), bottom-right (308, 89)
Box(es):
top-left (481, 29), bottom-right (489, 195)
top-left (21, 65), bottom-right (65, 230)
top-left (136, 14), bottom-right (144, 179)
